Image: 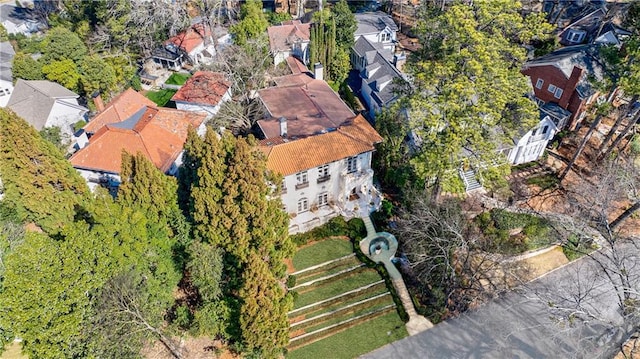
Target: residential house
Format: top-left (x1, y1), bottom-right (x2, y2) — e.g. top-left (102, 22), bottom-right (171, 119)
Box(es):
top-left (354, 11), bottom-right (398, 53)
top-left (267, 20), bottom-right (311, 66)
top-left (0, 42), bottom-right (16, 107)
top-left (505, 115), bottom-right (559, 166)
top-left (521, 45), bottom-right (606, 130)
top-left (171, 71), bottom-right (232, 122)
top-left (69, 105), bottom-right (206, 190)
top-left (256, 63), bottom-right (383, 233)
top-left (7, 79), bottom-right (88, 138)
top-left (151, 24), bottom-right (215, 70)
top-left (351, 36), bottom-right (405, 116)
top-left (0, 4), bottom-right (47, 36)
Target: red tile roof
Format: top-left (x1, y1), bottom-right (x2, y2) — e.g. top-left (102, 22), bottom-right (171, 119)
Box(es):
top-left (286, 56), bottom-right (309, 75)
top-left (83, 89), bottom-right (155, 134)
top-left (70, 106), bottom-right (206, 174)
top-left (257, 73), bottom-right (355, 139)
top-left (267, 20), bottom-right (311, 53)
top-left (167, 24), bottom-right (211, 54)
top-left (259, 115), bottom-right (383, 176)
top-left (171, 71), bottom-right (231, 106)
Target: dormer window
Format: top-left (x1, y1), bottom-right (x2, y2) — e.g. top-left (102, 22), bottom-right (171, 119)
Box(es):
top-left (381, 32), bottom-right (390, 42)
top-left (567, 29), bottom-right (586, 44)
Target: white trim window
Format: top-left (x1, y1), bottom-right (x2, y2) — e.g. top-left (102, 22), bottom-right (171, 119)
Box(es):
top-left (295, 170), bottom-right (309, 189)
top-left (318, 192), bottom-right (328, 206)
top-left (535, 78), bottom-right (544, 89)
top-left (554, 87), bottom-right (563, 99)
top-left (317, 164), bottom-right (330, 182)
top-left (297, 197), bottom-right (308, 213)
top-left (547, 84), bottom-right (557, 93)
top-left (346, 156), bottom-right (357, 173)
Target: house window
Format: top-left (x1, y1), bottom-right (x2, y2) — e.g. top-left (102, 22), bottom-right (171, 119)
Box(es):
top-left (542, 125), bottom-right (549, 134)
top-left (317, 164), bottom-right (330, 183)
top-left (381, 32), bottom-right (390, 42)
top-left (535, 78), bottom-right (544, 89)
top-left (318, 192), bottom-right (328, 206)
top-left (297, 197), bottom-right (309, 213)
top-left (346, 156), bottom-right (357, 173)
top-left (281, 180), bottom-right (287, 194)
top-left (554, 87), bottom-right (563, 99)
top-left (547, 84), bottom-right (557, 93)
top-left (567, 29), bottom-right (586, 44)
top-left (295, 171), bottom-right (309, 189)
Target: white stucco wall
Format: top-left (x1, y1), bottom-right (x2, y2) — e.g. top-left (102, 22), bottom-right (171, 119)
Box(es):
top-left (46, 100), bottom-right (88, 137)
top-left (508, 116), bottom-right (557, 165)
top-left (0, 79), bottom-right (13, 107)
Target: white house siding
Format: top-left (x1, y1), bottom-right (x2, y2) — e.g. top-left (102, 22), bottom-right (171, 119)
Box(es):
top-left (507, 116), bottom-right (557, 165)
top-left (46, 100), bottom-right (88, 138)
top-left (283, 151), bottom-right (379, 234)
top-left (76, 168), bottom-right (121, 192)
top-left (358, 30), bottom-right (396, 53)
top-left (0, 79), bottom-right (13, 107)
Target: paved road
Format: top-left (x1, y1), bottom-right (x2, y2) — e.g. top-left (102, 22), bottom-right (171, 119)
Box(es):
top-left (363, 243), bottom-right (640, 359)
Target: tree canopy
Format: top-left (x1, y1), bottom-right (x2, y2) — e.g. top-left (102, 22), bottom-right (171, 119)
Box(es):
top-left (229, 0), bottom-right (269, 46)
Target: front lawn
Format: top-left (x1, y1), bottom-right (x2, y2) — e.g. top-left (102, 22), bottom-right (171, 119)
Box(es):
top-left (145, 89), bottom-right (177, 107)
top-left (292, 238), bottom-right (353, 271)
top-left (287, 312), bottom-right (407, 359)
top-left (165, 72), bottom-right (191, 85)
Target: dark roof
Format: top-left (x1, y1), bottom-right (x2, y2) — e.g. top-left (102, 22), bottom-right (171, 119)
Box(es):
top-left (354, 11), bottom-right (398, 36)
top-left (0, 41), bottom-right (15, 82)
top-left (353, 36), bottom-right (393, 63)
top-left (151, 44), bottom-right (183, 61)
top-left (357, 38), bottom-right (404, 108)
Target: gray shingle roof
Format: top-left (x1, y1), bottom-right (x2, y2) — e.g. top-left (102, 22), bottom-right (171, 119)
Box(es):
top-left (353, 36), bottom-right (393, 63)
top-left (354, 11), bottom-right (398, 36)
top-left (0, 42), bottom-right (15, 82)
top-left (7, 80), bottom-right (83, 130)
top-left (359, 39), bottom-right (404, 108)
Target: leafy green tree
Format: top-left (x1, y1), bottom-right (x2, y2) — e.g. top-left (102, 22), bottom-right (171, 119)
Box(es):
top-left (41, 27), bottom-right (88, 64)
top-left (230, 0), bottom-right (269, 46)
top-left (42, 59), bottom-right (82, 92)
top-left (0, 109), bottom-right (88, 235)
top-left (401, 1), bottom-right (552, 194)
top-left (79, 54), bottom-right (117, 94)
top-left (11, 52), bottom-right (43, 82)
top-left (266, 10), bottom-right (292, 25)
top-left (0, 24), bottom-right (7, 42)
top-left (239, 252), bottom-right (292, 358)
top-left (331, 0), bottom-right (356, 50)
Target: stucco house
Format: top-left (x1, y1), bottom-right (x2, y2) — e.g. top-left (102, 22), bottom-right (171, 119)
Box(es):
top-left (256, 62), bottom-right (383, 233)
top-left (171, 71), bottom-right (232, 122)
top-left (151, 24), bottom-right (216, 70)
top-left (69, 105), bottom-right (206, 190)
top-left (521, 45), bottom-right (606, 130)
top-left (0, 42), bottom-right (16, 108)
top-left (354, 11), bottom-right (398, 53)
top-left (267, 20), bottom-right (311, 66)
top-left (7, 80), bottom-right (88, 138)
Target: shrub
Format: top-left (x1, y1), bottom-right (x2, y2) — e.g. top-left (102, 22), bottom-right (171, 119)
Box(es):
top-left (286, 275), bottom-right (297, 288)
top-left (290, 217), bottom-right (367, 246)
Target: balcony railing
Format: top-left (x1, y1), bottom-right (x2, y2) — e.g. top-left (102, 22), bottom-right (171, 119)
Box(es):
top-left (317, 175), bottom-right (331, 183)
top-left (295, 181), bottom-right (309, 190)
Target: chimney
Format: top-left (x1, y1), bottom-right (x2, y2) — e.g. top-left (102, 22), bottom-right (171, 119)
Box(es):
top-left (279, 117), bottom-right (287, 137)
top-left (559, 66), bottom-right (583, 109)
top-left (92, 91), bottom-right (105, 112)
top-left (313, 63), bottom-right (323, 81)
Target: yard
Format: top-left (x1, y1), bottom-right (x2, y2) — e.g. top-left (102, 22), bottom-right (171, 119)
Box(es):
top-left (164, 73), bottom-right (191, 86)
top-left (145, 89), bottom-right (177, 107)
top-left (287, 237), bottom-right (407, 358)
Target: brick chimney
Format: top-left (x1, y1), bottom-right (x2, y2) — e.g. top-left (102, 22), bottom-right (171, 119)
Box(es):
top-left (559, 66), bottom-right (583, 109)
top-left (92, 91), bottom-right (105, 112)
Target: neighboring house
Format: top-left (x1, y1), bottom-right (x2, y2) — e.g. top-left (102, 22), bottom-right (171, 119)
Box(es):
top-left (351, 36), bottom-right (404, 116)
top-left (521, 45), bottom-right (606, 130)
top-left (69, 105), bottom-right (206, 190)
top-left (505, 115), bottom-right (558, 165)
top-left (267, 20), bottom-right (311, 66)
top-left (0, 41), bottom-right (16, 107)
top-left (257, 64), bottom-right (355, 139)
top-left (7, 80), bottom-right (88, 138)
top-left (151, 24), bottom-right (215, 70)
top-left (556, 7), bottom-right (631, 47)
top-left (354, 11), bottom-right (398, 53)
top-left (171, 71), bottom-right (232, 122)
top-left (260, 115), bottom-right (383, 234)
top-left (256, 62), bottom-right (383, 233)
top-left (0, 4), bottom-right (47, 36)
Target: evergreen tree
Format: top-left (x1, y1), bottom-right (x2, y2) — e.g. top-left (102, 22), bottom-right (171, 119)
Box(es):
top-left (229, 0), bottom-right (269, 46)
top-left (0, 109), bottom-right (88, 235)
top-left (40, 27), bottom-right (88, 64)
top-left (11, 53), bottom-right (43, 82)
top-left (331, 0), bottom-right (357, 50)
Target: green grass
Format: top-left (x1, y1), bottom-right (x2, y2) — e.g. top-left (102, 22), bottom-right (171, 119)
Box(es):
top-left (287, 312), bottom-right (408, 359)
top-left (165, 72), bottom-right (191, 85)
top-left (145, 89), bottom-right (177, 106)
top-left (526, 173), bottom-right (559, 189)
top-left (294, 269), bottom-right (381, 309)
top-left (296, 257), bottom-right (362, 284)
top-left (300, 298), bottom-right (396, 333)
top-left (293, 239), bottom-right (354, 271)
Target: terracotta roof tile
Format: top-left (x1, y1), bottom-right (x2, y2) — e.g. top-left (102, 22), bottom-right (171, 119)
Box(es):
top-left (259, 115), bottom-right (382, 176)
top-left (70, 106), bottom-right (206, 174)
top-left (83, 89), bottom-right (155, 134)
top-left (171, 71), bottom-right (231, 106)
top-left (167, 24), bottom-right (211, 54)
top-left (268, 21), bottom-right (311, 53)
top-left (257, 73), bottom-right (354, 138)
